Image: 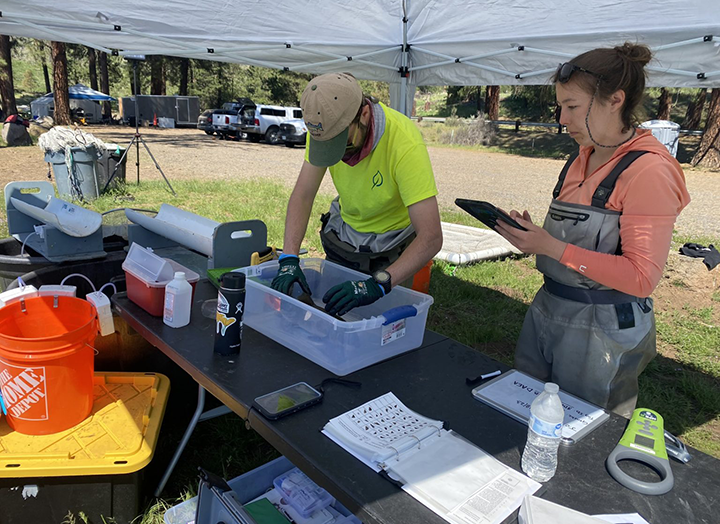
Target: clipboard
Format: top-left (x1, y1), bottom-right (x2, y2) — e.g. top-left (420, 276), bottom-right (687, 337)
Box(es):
top-left (472, 370), bottom-right (609, 445)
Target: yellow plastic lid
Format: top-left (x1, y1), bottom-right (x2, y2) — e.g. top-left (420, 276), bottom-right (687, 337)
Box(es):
top-left (0, 372), bottom-right (170, 477)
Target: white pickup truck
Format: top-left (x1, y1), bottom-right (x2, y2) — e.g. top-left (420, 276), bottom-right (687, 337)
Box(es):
top-left (211, 98), bottom-right (255, 139)
top-left (236, 104), bottom-right (303, 144)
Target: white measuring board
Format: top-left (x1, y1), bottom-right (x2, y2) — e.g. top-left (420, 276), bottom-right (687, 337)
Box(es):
top-left (472, 370), bottom-right (609, 444)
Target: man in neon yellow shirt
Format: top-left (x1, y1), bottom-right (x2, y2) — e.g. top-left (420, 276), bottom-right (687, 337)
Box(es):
top-left (271, 72), bottom-right (442, 316)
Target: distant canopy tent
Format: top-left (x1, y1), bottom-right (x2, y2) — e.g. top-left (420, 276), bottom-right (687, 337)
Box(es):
top-left (2, 1), bottom-right (719, 115)
top-left (30, 84), bottom-right (116, 123)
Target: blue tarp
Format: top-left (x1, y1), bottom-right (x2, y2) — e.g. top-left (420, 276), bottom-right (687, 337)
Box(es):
top-left (37, 83), bottom-right (115, 102)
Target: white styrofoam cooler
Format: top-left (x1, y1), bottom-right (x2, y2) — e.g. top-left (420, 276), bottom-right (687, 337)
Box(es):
top-left (236, 258), bottom-right (433, 376)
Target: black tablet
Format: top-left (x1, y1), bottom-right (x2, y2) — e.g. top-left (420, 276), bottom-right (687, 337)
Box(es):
top-left (455, 198), bottom-right (528, 231)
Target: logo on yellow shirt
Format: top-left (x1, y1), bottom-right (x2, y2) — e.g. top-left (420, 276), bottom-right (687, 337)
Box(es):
top-left (372, 170), bottom-right (384, 189)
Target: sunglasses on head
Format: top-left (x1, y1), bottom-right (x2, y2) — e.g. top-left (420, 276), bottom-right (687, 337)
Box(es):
top-left (556, 62), bottom-right (604, 84)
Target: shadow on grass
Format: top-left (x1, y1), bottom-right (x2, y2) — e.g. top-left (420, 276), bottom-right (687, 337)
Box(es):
top-left (426, 265), bottom-right (528, 366)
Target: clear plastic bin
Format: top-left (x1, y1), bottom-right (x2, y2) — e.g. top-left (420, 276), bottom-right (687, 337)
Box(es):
top-left (273, 467), bottom-right (334, 518)
top-left (236, 258), bottom-right (433, 376)
top-left (164, 456), bottom-right (361, 524)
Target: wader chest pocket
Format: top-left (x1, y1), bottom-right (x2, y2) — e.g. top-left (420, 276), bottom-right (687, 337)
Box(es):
top-left (549, 206), bottom-right (590, 225)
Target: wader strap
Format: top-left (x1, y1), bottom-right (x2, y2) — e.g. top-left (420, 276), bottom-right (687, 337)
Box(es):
top-left (552, 151), bottom-right (579, 199)
top-left (544, 276), bottom-right (644, 305)
top-left (591, 151), bottom-right (649, 209)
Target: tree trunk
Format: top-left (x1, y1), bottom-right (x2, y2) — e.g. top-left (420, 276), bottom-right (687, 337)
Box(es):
top-left (476, 86), bottom-right (483, 113)
top-left (656, 88), bottom-right (672, 120)
top-left (150, 56), bottom-right (164, 95)
top-left (691, 88), bottom-right (720, 169)
top-left (682, 88), bottom-right (707, 130)
top-left (179, 58), bottom-right (189, 96)
top-left (98, 51), bottom-right (111, 118)
top-left (485, 85), bottom-right (499, 120)
top-left (216, 62), bottom-right (223, 108)
top-left (0, 35), bottom-right (18, 117)
top-left (87, 47), bottom-right (98, 91)
top-left (42, 60), bottom-right (51, 93)
top-left (51, 41), bottom-right (71, 125)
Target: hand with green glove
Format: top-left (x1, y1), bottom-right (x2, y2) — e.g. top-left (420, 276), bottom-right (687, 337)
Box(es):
top-left (271, 255), bottom-right (312, 296)
top-left (323, 278), bottom-right (384, 317)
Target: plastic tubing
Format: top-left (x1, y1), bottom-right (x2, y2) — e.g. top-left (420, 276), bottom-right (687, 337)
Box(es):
top-left (99, 282), bottom-right (118, 296)
top-left (60, 273), bottom-right (97, 292)
top-left (20, 232), bottom-right (37, 257)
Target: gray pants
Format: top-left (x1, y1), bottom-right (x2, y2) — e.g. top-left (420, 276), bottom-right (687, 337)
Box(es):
top-left (515, 287), bottom-right (656, 418)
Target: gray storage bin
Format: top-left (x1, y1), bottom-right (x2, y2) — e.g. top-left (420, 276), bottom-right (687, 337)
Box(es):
top-left (44, 145), bottom-right (100, 200)
top-left (164, 456), bottom-right (362, 524)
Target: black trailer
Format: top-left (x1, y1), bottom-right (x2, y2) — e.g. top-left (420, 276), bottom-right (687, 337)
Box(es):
top-left (119, 95), bottom-right (200, 127)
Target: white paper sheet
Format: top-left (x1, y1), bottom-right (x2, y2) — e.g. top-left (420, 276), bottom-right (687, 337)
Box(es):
top-left (389, 431), bottom-right (540, 524)
top-left (322, 392), bottom-right (444, 465)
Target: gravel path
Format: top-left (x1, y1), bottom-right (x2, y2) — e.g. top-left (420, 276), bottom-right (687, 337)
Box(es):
top-left (2, 126), bottom-right (718, 238)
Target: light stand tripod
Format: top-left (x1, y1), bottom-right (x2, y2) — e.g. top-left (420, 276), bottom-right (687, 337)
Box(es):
top-left (102, 57), bottom-right (176, 195)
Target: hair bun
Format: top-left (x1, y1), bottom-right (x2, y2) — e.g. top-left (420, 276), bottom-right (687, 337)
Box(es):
top-left (615, 42), bottom-right (652, 66)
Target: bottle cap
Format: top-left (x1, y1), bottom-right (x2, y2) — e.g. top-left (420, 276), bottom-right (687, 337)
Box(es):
top-left (221, 272), bottom-right (246, 290)
top-left (544, 383), bottom-right (559, 394)
top-left (174, 272), bottom-right (186, 279)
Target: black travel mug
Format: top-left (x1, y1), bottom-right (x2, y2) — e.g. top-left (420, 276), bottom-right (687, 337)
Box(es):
top-left (214, 272), bottom-right (246, 356)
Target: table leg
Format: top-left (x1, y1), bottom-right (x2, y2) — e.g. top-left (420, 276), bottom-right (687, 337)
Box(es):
top-left (154, 384), bottom-right (207, 497)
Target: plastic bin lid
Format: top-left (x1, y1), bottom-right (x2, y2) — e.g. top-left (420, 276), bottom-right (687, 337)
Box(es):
top-left (122, 242), bottom-right (174, 283)
top-left (0, 372), bottom-right (170, 477)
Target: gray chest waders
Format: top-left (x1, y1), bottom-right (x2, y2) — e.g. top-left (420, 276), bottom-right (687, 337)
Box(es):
top-left (319, 199), bottom-right (416, 277)
top-left (515, 150), bottom-right (657, 418)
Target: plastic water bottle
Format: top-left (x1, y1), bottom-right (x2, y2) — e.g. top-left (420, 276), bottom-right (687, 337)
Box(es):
top-left (163, 272), bottom-right (192, 328)
top-left (521, 382), bottom-right (564, 482)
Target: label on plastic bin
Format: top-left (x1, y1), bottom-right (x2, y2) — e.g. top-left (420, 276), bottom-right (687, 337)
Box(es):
top-left (529, 413), bottom-right (562, 438)
top-left (0, 361), bottom-right (48, 421)
top-left (381, 319), bottom-right (406, 346)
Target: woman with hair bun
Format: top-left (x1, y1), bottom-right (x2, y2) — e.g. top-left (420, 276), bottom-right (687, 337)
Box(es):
top-left (495, 43), bottom-right (691, 417)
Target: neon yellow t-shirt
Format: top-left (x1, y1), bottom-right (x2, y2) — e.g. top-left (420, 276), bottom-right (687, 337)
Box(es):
top-left (305, 103), bottom-right (437, 233)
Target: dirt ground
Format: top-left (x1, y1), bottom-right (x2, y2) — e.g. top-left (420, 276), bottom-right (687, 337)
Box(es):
top-left (2, 125), bottom-right (719, 238)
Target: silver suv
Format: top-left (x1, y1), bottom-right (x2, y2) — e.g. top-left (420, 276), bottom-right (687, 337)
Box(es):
top-left (238, 105), bottom-right (303, 144)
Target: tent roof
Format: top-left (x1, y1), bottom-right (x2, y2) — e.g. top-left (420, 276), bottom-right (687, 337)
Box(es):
top-left (34, 84), bottom-right (115, 102)
top-left (1, 0), bottom-right (718, 89)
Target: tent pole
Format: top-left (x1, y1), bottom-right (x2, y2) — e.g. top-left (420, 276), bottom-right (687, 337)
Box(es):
top-left (133, 61), bottom-right (141, 185)
top-left (400, 0), bottom-right (409, 116)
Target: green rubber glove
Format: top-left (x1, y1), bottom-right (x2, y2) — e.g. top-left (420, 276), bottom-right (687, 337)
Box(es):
top-left (271, 255), bottom-right (312, 296)
top-left (323, 278), bottom-right (384, 317)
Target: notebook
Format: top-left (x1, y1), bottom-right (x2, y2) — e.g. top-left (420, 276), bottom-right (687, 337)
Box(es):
top-left (322, 392), bottom-right (541, 524)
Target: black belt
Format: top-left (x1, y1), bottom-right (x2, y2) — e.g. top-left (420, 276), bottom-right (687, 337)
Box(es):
top-left (543, 277), bottom-right (644, 305)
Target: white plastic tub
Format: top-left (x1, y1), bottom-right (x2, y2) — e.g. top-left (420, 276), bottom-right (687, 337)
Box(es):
top-left (236, 258), bottom-right (433, 376)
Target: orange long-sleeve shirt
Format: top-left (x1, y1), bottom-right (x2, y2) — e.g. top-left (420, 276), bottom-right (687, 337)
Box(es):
top-left (556, 129), bottom-right (691, 297)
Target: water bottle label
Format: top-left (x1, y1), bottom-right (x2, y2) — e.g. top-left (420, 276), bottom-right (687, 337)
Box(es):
top-left (529, 414), bottom-right (562, 438)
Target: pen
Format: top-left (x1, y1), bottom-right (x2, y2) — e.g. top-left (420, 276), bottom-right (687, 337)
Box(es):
top-left (465, 369), bottom-right (502, 386)
top-left (0, 391), bottom-right (6, 416)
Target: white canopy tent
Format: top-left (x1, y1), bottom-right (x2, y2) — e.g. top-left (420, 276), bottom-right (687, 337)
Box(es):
top-left (1, 0), bottom-right (718, 115)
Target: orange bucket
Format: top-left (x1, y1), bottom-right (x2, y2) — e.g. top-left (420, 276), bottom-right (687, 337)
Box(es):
top-left (0, 296), bottom-right (97, 435)
top-left (411, 260), bottom-right (433, 295)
